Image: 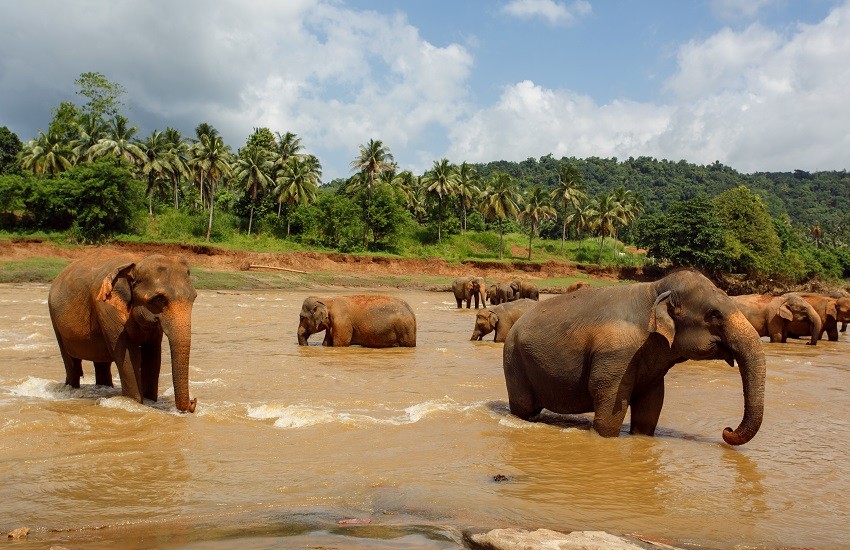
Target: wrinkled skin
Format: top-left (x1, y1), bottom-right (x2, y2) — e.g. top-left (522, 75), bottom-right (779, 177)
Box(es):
top-left (48, 253), bottom-right (198, 412)
top-left (732, 293), bottom-right (822, 345)
top-left (503, 270), bottom-right (765, 445)
top-left (452, 276), bottom-right (486, 309)
top-left (785, 292), bottom-right (850, 341)
top-left (510, 280), bottom-right (539, 301)
top-left (495, 283), bottom-right (515, 305)
top-left (471, 299), bottom-right (538, 342)
top-left (298, 295), bottom-right (416, 347)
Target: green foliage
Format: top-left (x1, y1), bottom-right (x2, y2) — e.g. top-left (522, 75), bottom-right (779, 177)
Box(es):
top-left (75, 71), bottom-right (126, 121)
top-left (714, 186), bottom-right (781, 277)
top-left (0, 127), bottom-right (23, 175)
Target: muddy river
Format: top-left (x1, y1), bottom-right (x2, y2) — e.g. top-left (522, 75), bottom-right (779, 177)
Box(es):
top-left (1, 284), bottom-right (849, 549)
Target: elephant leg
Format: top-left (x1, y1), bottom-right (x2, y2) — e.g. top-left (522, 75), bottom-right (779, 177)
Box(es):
top-left (590, 371), bottom-right (631, 438)
top-left (140, 343), bottom-right (162, 401)
top-left (504, 365), bottom-right (542, 420)
top-left (629, 381), bottom-right (664, 436)
top-left (113, 342), bottom-right (144, 403)
top-left (473, 293), bottom-right (480, 309)
top-left (827, 325), bottom-right (839, 341)
top-left (93, 361), bottom-right (113, 387)
top-left (64, 356), bottom-right (83, 388)
top-left (456, 297), bottom-right (462, 308)
top-left (842, 322), bottom-right (848, 333)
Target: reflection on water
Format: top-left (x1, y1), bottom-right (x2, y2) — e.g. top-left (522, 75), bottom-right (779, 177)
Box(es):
top-left (2, 284), bottom-right (850, 548)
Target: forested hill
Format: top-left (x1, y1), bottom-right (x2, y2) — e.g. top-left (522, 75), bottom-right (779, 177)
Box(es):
top-left (472, 155), bottom-right (850, 240)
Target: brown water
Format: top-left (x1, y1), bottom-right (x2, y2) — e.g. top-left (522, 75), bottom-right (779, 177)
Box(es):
top-left (2, 284), bottom-right (849, 549)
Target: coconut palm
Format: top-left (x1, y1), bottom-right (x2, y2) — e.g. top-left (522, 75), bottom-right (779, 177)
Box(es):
top-left (71, 113), bottom-right (108, 163)
top-left (274, 155), bottom-right (320, 237)
top-left (88, 115), bottom-right (145, 167)
top-left (455, 162), bottom-right (481, 233)
top-left (611, 186), bottom-right (644, 254)
top-left (481, 172), bottom-right (520, 260)
top-left (163, 127), bottom-right (189, 208)
top-left (189, 133), bottom-right (232, 241)
top-left (550, 163), bottom-right (587, 253)
top-left (19, 129), bottom-right (73, 177)
top-left (137, 130), bottom-right (173, 215)
top-left (191, 123), bottom-right (220, 207)
top-left (588, 192), bottom-right (625, 263)
top-left (422, 158), bottom-right (458, 244)
top-left (233, 147), bottom-right (274, 235)
top-left (349, 139), bottom-right (394, 247)
top-left (519, 186), bottom-right (558, 261)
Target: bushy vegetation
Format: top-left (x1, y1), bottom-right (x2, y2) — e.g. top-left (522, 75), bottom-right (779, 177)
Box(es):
top-left (2, 72), bottom-right (849, 286)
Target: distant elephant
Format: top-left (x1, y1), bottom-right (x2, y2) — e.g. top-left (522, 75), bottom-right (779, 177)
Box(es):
top-left (495, 283), bottom-right (515, 305)
top-left (566, 281), bottom-right (590, 293)
top-left (48, 253), bottom-right (198, 412)
top-left (510, 279), bottom-right (539, 301)
top-left (732, 293), bottom-right (822, 345)
top-left (785, 292), bottom-right (850, 341)
top-left (487, 284), bottom-right (498, 306)
top-left (297, 295), bottom-right (416, 347)
top-left (452, 276), bottom-right (486, 309)
top-left (471, 299), bottom-right (538, 342)
top-left (503, 269), bottom-right (765, 445)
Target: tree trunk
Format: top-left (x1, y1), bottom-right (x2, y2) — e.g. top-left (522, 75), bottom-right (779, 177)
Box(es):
top-left (248, 204), bottom-right (254, 235)
top-left (597, 234), bottom-right (605, 263)
top-left (205, 179), bottom-right (215, 242)
top-left (173, 175), bottom-right (179, 209)
top-left (499, 220), bottom-right (504, 260)
top-left (561, 220), bottom-right (567, 254)
top-left (528, 224), bottom-right (533, 261)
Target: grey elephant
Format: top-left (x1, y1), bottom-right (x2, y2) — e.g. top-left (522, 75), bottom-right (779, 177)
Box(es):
top-left (487, 284), bottom-right (498, 306)
top-left (503, 269), bottom-right (765, 445)
top-left (452, 276), bottom-right (486, 309)
top-left (471, 298), bottom-right (538, 342)
top-left (297, 295), bottom-right (416, 347)
top-left (495, 283), bottom-right (515, 305)
top-left (48, 252), bottom-right (198, 412)
top-left (732, 293), bottom-right (822, 345)
top-left (510, 279), bottom-right (539, 300)
top-left (784, 292), bottom-right (850, 341)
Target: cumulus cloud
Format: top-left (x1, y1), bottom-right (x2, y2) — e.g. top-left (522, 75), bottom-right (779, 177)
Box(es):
top-left (448, 2), bottom-right (850, 173)
top-left (501, 0), bottom-right (592, 26)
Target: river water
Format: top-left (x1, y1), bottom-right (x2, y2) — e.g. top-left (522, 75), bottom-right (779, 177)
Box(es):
top-left (1, 284), bottom-right (849, 549)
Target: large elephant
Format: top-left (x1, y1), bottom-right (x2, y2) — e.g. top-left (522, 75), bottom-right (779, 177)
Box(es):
top-left (495, 283), bottom-right (515, 305)
top-left (785, 292), bottom-right (850, 341)
top-left (297, 295), bottom-right (416, 347)
top-left (510, 279), bottom-right (539, 301)
top-left (48, 253), bottom-right (198, 412)
top-left (452, 276), bottom-right (486, 309)
top-left (471, 298), bottom-right (538, 342)
top-left (732, 293), bottom-right (822, 345)
top-left (503, 269), bottom-right (765, 445)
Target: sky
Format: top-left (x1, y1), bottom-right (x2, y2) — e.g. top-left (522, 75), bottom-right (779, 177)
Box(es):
top-left (1, 0), bottom-right (849, 182)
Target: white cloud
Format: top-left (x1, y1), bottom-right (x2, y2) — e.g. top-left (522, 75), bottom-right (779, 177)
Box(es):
top-left (501, 0), bottom-right (592, 26)
top-left (448, 2), bottom-right (850, 173)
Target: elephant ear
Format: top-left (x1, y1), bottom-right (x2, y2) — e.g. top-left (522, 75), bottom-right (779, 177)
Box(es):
top-left (777, 303), bottom-right (794, 322)
top-left (96, 262), bottom-right (135, 303)
top-left (488, 311), bottom-right (498, 327)
top-left (648, 290), bottom-right (676, 347)
top-left (312, 300), bottom-right (330, 327)
top-left (826, 300), bottom-right (838, 320)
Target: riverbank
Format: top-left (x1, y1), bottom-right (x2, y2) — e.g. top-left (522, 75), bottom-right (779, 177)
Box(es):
top-left (0, 238), bottom-right (645, 291)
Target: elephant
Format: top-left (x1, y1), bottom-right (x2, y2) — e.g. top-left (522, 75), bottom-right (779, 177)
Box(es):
top-left (784, 292), bottom-right (850, 341)
top-left (732, 293), bottom-right (822, 345)
top-left (471, 298), bottom-right (538, 342)
top-left (566, 281), bottom-right (590, 293)
top-left (47, 253), bottom-right (198, 412)
top-left (452, 276), bottom-right (486, 309)
top-left (495, 283), bottom-right (515, 305)
top-left (503, 269), bottom-right (765, 445)
top-left (487, 284), bottom-right (498, 306)
top-left (510, 279), bottom-right (539, 300)
top-left (297, 295), bottom-right (416, 347)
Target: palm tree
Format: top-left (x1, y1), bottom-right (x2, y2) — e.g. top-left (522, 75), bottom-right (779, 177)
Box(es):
top-left (19, 130), bottom-right (73, 177)
top-left (71, 113), bottom-right (108, 164)
top-left (588, 192), bottom-right (624, 263)
top-left (349, 139), bottom-right (394, 247)
top-left (88, 115), bottom-right (145, 167)
top-left (163, 127), bottom-right (189, 208)
top-left (611, 186), bottom-right (644, 254)
top-left (189, 133), bottom-right (232, 241)
top-left (422, 158), bottom-right (458, 244)
top-left (550, 164), bottom-right (587, 253)
top-left (233, 147), bottom-right (274, 235)
top-left (566, 201), bottom-right (594, 242)
top-left (274, 155), bottom-right (320, 237)
top-left (481, 172), bottom-right (520, 260)
top-left (192, 123), bottom-right (220, 207)
top-left (137, 130), bottom-right (174, 215)
top-left (455, 162), bottom-right (481, 233)
top-left (519, 186), bottom-right (557, 261)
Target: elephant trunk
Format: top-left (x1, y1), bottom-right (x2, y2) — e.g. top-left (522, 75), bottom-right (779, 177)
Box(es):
top-left (721, 310), bottom-right (765, 445)
top-left (807, 309), bottom-right (823, 346)
top-left (163, 303), bottom-right (196, 413)
top-left (297, 324), bottom-right (309, 345)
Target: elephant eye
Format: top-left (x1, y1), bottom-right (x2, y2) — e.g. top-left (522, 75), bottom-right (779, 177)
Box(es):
top-left (150, 294), bottom-right (168, 309)
top-left (707, 309), bottom-right (723, 322)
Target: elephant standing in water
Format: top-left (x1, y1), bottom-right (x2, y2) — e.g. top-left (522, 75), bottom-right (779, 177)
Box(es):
top-left (48, 253), bottom-right (198, 412)
top-left (510, 279), bottom-right (539, 300)
top-left (471, 298), bottom-right (538, 342)
top-left (732, 293), bottom-right (822, 345)
top-left (785, 292), bottom-right (850, 341)
top-left (452, 276), bottom-right (486, 309)
top-left (503, 270), bottom-right (765, 445)
top-left (298, 295), bottom-right (416, 347)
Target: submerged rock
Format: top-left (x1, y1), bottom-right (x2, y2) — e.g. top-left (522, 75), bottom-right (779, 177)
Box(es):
top-left (466, 528), bottom-right (651, 550)
top-left (6, 527), bottom-right (29, 539)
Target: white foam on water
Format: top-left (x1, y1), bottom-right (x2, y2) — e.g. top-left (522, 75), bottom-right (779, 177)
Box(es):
top-left (247, 403), bottom-right (339, 429)
top-left (401, 397), bottom-right (472, 423)
top-left (0, 328), bottom-right (52, 352)
top-left (6, 376), bottom-right (119, 401)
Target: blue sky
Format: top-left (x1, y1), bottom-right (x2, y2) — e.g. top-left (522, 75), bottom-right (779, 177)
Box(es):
top-left (1, 0), bottom-right (848, 182)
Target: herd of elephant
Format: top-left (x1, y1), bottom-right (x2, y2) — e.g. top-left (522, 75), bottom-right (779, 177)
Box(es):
top-left (45, 252), bottom-right (850, 447)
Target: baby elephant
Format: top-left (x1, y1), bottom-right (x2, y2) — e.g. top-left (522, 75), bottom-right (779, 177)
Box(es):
top-left (471, 298), bottom-right (538, 342)
top-left (297, 295), bottom-right (416, 347)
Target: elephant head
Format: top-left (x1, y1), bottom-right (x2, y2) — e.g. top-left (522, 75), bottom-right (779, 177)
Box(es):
top-left (98, 255), bottom-right (198, 412)
top-left (471, 309), bottom-right (498, 341)
top-left (782, 294), bottom-right (822, 345)
top-left (298, 296), bottom-right (329, 345)
top-left (650, 271), bottom-right (765, 445)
